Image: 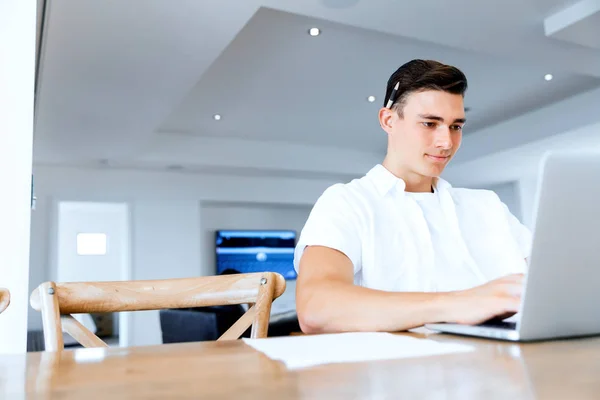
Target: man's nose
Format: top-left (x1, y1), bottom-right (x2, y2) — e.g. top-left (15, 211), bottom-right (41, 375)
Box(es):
top-left (434, 127), bottom-right (453, 149)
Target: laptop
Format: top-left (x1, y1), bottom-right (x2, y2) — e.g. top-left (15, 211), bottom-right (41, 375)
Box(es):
top-left (426, 151), bottom-right (600, 341)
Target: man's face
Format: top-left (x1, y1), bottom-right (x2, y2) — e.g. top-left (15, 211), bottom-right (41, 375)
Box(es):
top-left (381, 90), bottom-right (465, 177)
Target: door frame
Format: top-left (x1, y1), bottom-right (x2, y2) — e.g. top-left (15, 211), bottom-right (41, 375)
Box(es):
top-left (51, 199), bottom-right (134, 347)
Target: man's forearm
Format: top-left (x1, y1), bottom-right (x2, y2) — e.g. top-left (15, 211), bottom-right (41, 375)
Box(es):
top-left (297, 280), bottom-right (455, 333)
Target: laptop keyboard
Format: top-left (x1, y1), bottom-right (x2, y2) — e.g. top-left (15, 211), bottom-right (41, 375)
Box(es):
top-left (478, 320), bottom-right (517, 330)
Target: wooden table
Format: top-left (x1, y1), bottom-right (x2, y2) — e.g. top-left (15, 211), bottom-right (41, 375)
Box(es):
top-left (1, 332), bottom-right (599, 399)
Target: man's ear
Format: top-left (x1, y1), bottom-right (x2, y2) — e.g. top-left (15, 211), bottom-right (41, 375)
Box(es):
top-left (378, 107), bottom-right (395, 134)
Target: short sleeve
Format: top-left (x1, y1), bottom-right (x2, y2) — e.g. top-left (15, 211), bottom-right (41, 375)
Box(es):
top-left (294, 184), bottom-right (362, 274)
top-left (502, 203), bottom-right (533, 259)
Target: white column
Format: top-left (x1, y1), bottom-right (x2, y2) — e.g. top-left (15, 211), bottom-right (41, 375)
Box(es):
top-left (0, 0), bottom-right (37, 354)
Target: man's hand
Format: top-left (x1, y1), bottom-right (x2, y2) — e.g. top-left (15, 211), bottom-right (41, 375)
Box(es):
top-left (444, 274), bottom-right (525, 325)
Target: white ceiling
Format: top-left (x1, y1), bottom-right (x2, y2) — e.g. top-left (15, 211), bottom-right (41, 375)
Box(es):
top-left (544, 0), bottom-right (600, 49)
top-left (34, 0), bottom-right (600, 179)
top-left (159, 7), bottom-right (599, 152)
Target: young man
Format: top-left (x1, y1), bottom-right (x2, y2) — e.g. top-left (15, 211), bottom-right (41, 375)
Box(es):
top-left (294, 59), bottom-right (531, 334)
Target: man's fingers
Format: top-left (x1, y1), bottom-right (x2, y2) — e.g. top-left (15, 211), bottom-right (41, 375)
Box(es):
top-left (494, 311), bottom-right (517, 320)
top-left (501, 297), bottom-right (521, 313)
top-left (503, 283), bottom-right (524, 298)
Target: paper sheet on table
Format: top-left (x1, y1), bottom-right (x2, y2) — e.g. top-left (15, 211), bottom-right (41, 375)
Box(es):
top-left (243, 332), bottom-right (474, 369)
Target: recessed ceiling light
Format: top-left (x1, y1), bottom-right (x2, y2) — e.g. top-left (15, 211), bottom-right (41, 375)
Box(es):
top-left (213, 114), bottom-right (222, 121)
top-left (544, 74), bottom-right (553, 81)
top-left (367, 95), bottom-right (376, 103)
top-left (309, 28), bottom-right (321, 37)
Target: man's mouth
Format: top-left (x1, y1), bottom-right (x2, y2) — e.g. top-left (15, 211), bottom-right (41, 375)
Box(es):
top-left (425, 154), bottom-right (450, 162)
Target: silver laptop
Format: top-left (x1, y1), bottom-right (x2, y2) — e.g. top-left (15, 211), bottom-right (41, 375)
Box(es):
top-left (426, 151), bottom-right (600, 341)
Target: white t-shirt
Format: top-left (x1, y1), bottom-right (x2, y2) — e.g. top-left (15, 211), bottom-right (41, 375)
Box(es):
top-left (294, 164), bottom-right (532, 293)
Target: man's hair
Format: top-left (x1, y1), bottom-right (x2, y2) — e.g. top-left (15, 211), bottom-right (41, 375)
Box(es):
top-left (384, 59), bottom-right (468, 117)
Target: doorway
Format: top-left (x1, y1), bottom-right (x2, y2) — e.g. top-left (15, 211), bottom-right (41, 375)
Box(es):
top-left (55, 201), bottom-right (131, 347)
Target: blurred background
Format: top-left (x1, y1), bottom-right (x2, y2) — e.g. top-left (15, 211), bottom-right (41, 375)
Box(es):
top-left (27, 0), bottom-right (600, 349)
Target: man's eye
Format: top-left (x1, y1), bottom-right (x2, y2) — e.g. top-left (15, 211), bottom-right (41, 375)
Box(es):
top-left (422, 122), bottom-right (436, 128)
top-left (450, 125), bottom-right (463, 131)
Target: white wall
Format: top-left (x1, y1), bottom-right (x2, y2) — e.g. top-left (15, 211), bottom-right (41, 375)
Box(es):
top-left (484, 181), bottom-right (522, 222)
top-left (29, 165), bottom-right (336, 346)
top-left (129, 200), bottom-right (202, 346)
top-left (0, 0), bottom-right (36, 355)
top-left (518, 177), bottom-right (540, 230)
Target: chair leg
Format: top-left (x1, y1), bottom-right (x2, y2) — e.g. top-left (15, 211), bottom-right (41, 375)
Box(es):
top-left (61, 315), bottom-right (108, 348)
top-left (39, 282), bottom-right (64, 351)
top-left (250, 276), bottom-right (276, 339)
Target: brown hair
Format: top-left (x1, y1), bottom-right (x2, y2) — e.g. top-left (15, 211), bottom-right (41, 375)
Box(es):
top-left (384, 59), bottom-right (468, 117)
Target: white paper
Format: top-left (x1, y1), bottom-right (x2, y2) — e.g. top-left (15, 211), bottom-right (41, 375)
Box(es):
top-left (243, 332), bottom-right (474, 369)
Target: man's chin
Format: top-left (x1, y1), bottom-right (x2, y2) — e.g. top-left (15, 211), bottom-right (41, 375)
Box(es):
top-left (423, 157), bottom-right (451, 173)
top-left (421, 164), bottom-right (447, 178)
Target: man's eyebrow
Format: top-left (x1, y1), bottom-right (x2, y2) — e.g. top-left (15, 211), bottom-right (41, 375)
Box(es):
top-left (418, 114), bottom-right (466, 124)
top-left (418, 114), bottom-right (444, 122)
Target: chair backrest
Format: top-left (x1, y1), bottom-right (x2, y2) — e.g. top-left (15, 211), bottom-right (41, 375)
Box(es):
top-left (0, 288), bottom-right (10, 314)
top-left (30, 272), bottom-right (286, 351)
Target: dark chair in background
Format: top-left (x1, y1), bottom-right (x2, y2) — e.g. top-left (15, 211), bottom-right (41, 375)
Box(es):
top-left (159, 306), bottom-right (300, 343)
top-left (159, 305), bottom-right (250, 343)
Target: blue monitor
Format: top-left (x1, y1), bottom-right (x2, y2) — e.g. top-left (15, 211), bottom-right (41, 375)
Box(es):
top-left (215, 230), bottom-right (297, 280)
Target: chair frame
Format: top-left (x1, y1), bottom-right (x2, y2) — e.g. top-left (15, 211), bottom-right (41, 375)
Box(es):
top-left (30, 272), bottom-right (286, 351)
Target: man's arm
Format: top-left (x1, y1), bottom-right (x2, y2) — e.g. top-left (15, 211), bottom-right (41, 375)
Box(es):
top-left (296, 246), bottom-right (523, 334)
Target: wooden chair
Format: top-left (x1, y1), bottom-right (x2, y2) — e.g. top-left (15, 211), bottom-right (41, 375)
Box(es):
top-left (30, 272), bottom-right (286, 351)
top-left (0, 288), bottom-right (10, 314)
